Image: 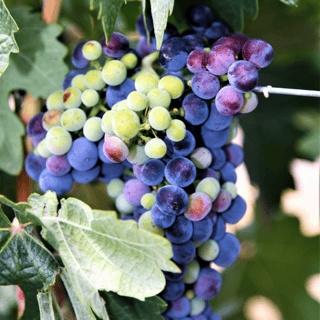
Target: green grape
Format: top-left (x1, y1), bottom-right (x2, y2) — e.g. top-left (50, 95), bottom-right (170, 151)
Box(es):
top-left (45, 127), bottom-right (72, 155)
top-left (37, 138), bottom-right (52, 158)
top-left (222, 182), bottom-right (237, 199)
top-left (185, 289), bottom-right (195, 300)
top-left (239, 92), bottom-right (258, 114)
top-left (196, 177), bottom-right (220, 202)
top-left (121, 52), bottom-right (138, 69)
top-left (198, 239), bottom-right (220, 261)
top-left (117, 99), bottom-right (130, 111)
top-left (127, 91), bottom-right (148, 111)
top-left (71, 74), bottom-right (88, 92)
top-left (227, 123), bottom-right (238, 143)
top-left (42, 109), bottom-right (62, 131)
top-left (84, 70), bottom-right (105, 90)
top-left (135, 73), bottom-right (159, 95)
top-left (148, 106), bottom-right (172, 131)
top-left (107, 178), bottom-right (125, 198)
top-left (81, 89), bottom-right (99, 107)
top-left (82, 40), bottom-right (102, 60)
top-left (46, 90), bottom-right (65, 110)
top-left (102, 60), bottom-right (127, 86)
top-left (101, 111), bottom-right (116, 135)
top-left (183, 260), bottom-right (200, 284)
top-left (158, 75), bottom-right (184, 99)
top-left (127, 144), bottom-right (150, 165)
top-left (140, 193), bottom-right (156, 210)
top-left (63, 87), bottom-right (82, 109)
top-left (61, 108), bottom-right (87, 132)
top-left (190, 297), bottom-right (206, 316)
top-left (115, 193), bottom-right (135, 215)
top-left (145, 138), bottom-right (167, 159)
top-left (83, 117), bottom-right (104, 142)
top-left (138, 210), bottom-right (165, 236)
top-left (190, 147), bottom-right (212, 169)
top-left (147, 88), bottom-right (171, 109)
top-left (111, 104), bottom-right (118, 112)
top-left (112, 109), bottom-right (140, 139)
top-left (166, 119), bottom-right (186, 142)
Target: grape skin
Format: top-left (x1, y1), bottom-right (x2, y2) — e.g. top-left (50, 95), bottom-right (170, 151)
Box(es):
top-left (42, 109), bottom-right (62, 131)
top-left (46, 91), bottom-right (65, 110)
top-left (63, 87), bottom-right (82, 109)
top-left (158, 75), bottom-right (184, 99)
top-left (71, 165), bottom-right (100, 184)
top-left (39, 169), bottom-right (73, 196)
top-left (25, 152), bottom-right (46, 181)
top-left (207, 45), bottom-right (236, 76)
top-left (127, 91), bottom-right (148, 111)
top-left (135, 73), bottom-right (159, 95)
top-left (182, 94), bottom-right (209, 126)
top-left (101, 32), bottom-right (129, 58)
top-left (186, 49), bottom-right (208, 74)
top-left (150, 205), bottom-right (176, 229)
top-left (61, 108), bottom-right (87, 132)
top-left (115, 193), bottom-right (135, 215)
top-left (71, 41), bottom-right (89, 69)
top-left (189, 297), bottom-right (207, 316)
top-left (26, 113), bottom-right (47, 141)
top-left (196, 177), bottom-right (220, 202)
top-left (148, 106), bottom-right (172, 131)
top-left (140, 193), bottom-right (156, 210)
top-left (46, 155), bottom-right (71, 176)
top-left (183, 260), bottom-right (200, 284)
top-left (101, 111), bottom-right (116, 135)
top-left (190, 147), bottom-right (212, 169)
top-left (147, 88), bottom-right (171, 109)
top-left (165, 296), bottom-right (191, 319)
top-left (212, 189), bottom-right (232, 213)
top-left (212, 37), bottom-right (241, 56)
top-left (83, 117), bottom-right (104, 142)
top-left (102, 60), bottom-right (127, 86)
top-left (184, 192), bottom-right (212, 222)
top-left (107, 178), bottom-right (125, 198)
top-left (215, 85), bottom-right (244, 115)
top-left (71, 74), bottom-right (88, 92)
top-left (239, 91), bottom-right (258, 113)
top-left (140, 159), bottom-right (165, 186)
top-left (81, 89), bottom-right (99, 107)
top-left (84, 70), bottom-right (105, 90)
top-left (123, 179), bottom-right (150, 206)
top-left (82, 40), bottom-right (102, 61)
top-left (99, 162), bottom-right (125, 183)
top-left (165, 215), bottom-right (194, 244)
top-left (198, 239), bottom-right (220, 261)
top-left (37, 139), bottom-right (52, 158)
top-left (112, 110), bottom-right (140, 139)
top-left (145, 138), bottom-right (167, 159)
top-left (166, 119), bottom-right (186, 142)
top-left (138, 210), bottom-right (165, 236)
top-left (106, 78), bottom-right (135, 108)
top-left (191, 71), bottom-right (220, 100)
top-left (103, 135), bottom-right (129, 163)
top-left (45, 127), bottom-right (73, 156)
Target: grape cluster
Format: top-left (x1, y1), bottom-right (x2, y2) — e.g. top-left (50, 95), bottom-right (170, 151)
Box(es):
top-left (24, 2), bottom-right (273, 318)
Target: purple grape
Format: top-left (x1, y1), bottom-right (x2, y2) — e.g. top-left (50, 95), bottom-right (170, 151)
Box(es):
top-left (212, 37), bottom-right (241, 56)
top-left (160, 280), bottom-right (185, 301)
top-left (71, 165), bottom-right (100, 184)
top-left (191, 215), bottom-right (213, 242)
top-left (185, 3), bottom-right (213, 32)
top-left (136, 11), bottom-right (153, 36)
top-left (196, 168), bottom-right (220, 181)
top-left (201, 126), bottom-right (230, 149)
top-left (207, 45), bottom-right (236, 76)
top-left (208, 148), bottom-right (227, 171)
top-left (133, 164), bottom-right (143, 180)
top-left (204, 21), bottom-right (229, 43)
top-left (25, 152), bottom-right (46, 181)
top-left (151, 23), bottom-right (180, 49)
top-left (194, 267), bottom-right (222, 300)
top-left (171, 130), bottom-right (196, 157)
top-left (156, 185), bottom-right (189, 216)
top-left (98, 139), bottom-right (113, 164)
top-left (165, 215), bottom-right (194, 244)
top-left (140, 159), bottom-right (165, 186)
top-left (220, 195), bottom-right (246, 224)
top-left (165, 296), bottom-right (191, 319)
top-left (164, 263), bottom-right (187, 282)
top-left (151, 204), bottom-right (176, 228)
top-left (165, 157), bottom-right (197, 188)
top-left (187, 49), bottom-right (208, 74)
top-left (213, 233), bottom-right (241, 267)
top-left (219, 161), bottom-right (237, 183)
top-left (228, 60), bottom-right (259, 93)
top-left (215, 85), bottom-right (244, 116)
top-left (231, 32), bottom-right (249, 49)
top-left (159, 37), bottom-right (190, 72)
top-left (99, 162), bottom-right (125, 183)
top-left (223, 143), bottom-right (244, 168)
top-left (133, 205), bottom-right (148, 221)
top-left (46, 155), bottom-right (71, 176)
top-left (191, 71), bottom-right (220, 100)
top-left (182, 94), bottom-right (209, 126)
top-left (210, 216), bottom-right (226, 241)
top-left (62, 70), bottom-right (86, 91)
top-left (101, 32), bottom-right (129, 58)
top-left (26, 113), bottom-right (46, 141)
top-left (136, 37), bottom-right (156, 58)
top-left (242, 38), bottom-right (274, 68)
top-left (184, 192), bottom-right (212, 222)
top-left (208, 211), bottom-right (218, 227)
top-left (172, 240), bottom-right (196, 264)
top-left (183, 34), bottom-right (208, 50)
top-left (204, 102), bottom-right (233, 131)
top-left (106, 78), bottom-right (135, 107)
top-left (212, 189), bottom-right (232, 213)
top-left (123, 179), bottom-right (150, 206)
top-left (71, 41), bottom-right (89, 69)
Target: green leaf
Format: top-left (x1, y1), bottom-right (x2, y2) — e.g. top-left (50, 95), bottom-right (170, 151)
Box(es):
top-left (0, 0), bottom-right (19, 76)
top-left (101, 291), bottom-right (167, 320)
top-left (60, 268), bottom-right (97, 320)
top-left (89, 0), bottom-right (126, 44)
top-left (20, 285), bottom-right (41, 320)
top-left (280, 0), bottom-right (299, 6)
top-left (37, 292), bottom-right (56, 320)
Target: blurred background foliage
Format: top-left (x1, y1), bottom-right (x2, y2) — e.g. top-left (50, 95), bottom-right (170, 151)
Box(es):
top-left (0, 0), bottom-right (319, 319)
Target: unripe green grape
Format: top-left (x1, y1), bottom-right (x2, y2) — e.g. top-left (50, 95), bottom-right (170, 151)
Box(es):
top-left (84, 70), bottom-right (105, 90)
top-left (112, 110), bottom-right (140, 139)
top-left (190, 147), bottom-right (212, 169)
top-left (83, 117), bottom-right (104, 142)
top-left (148, 106), bottom-right (171, 131)
top-left (61, 108), bottom-right (87, 132)
top-left (45, 127), bottom-right (72, 155)
top-left (117, 99), bottom-right (130, 111)
top-left (127, 144), bottom-right (150, 165)
top-left (107, 178), bottom-right (125, 198)
top-left (166, 119), bottom-right (186, 142)
top-left (198, 239), bottom-right (220, 261)
top-left (121, 52), bottom-right (138, 69)
top-left (138, 210), bottom-right (165, 236)
top-left (239, 92), bottom-right (258, 114)
top-left (135, 73), bottom-right (159, 95)
top-left (63, 87), bottom-right (82, 109)
top-left (102, 60), bottom-right (127, 86)
top-left (82, 40), bottom-right (102, 60)
top-left (81, 89), bottom-right (99, 107)
top-left (115, 193), bottom-right (135, 215)
top-left (37, 139), bottom-right (52, 158)
top-left (183, 260), bottom-right (200, 284)
top-left (190, 297), bottom-right (206, 316)
top-left (185, 290), bottom-right (195, 300)
top-left (222, 182), bottom-right (237, 199)
top-left (227, 118), bottom-right (239, 143)
top-left (145, 138), bottom-right (167, 159)
top-left (147, 88), bottom-right (171, 109)
top-left (196, 177), bottom-right (220, 202)
top-left (127, 91), bottom-right (148, 111)
top-left (42, 109), bottom-right (62, 131)
top-left (158, 75), bottom-right (184, 99)
top-left (111, 104), bottom-right (118, 112)
top-left (71, 74), bottom-right (88, 92)
top-left (46, 90), bottom-right (65, 110)
top-left (140, 193), bottom-right (156, 210)
top-left (101, 111), bottom-right (116, 135)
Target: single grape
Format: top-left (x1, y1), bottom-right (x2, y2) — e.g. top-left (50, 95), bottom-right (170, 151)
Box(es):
top-left (171, 130), bottom-right (196, 156)
top-left (42, 109), bottom-right (62, 131)
top-left (138, 210), bottom-right (165, 236)
top-left (24, 152), bottom-right (46, 181)
top-left (140, 159), bottom-right (165, 186)
top-left (133, 164), bottom-right (143, 180)
top-left (190, 147), bottom-right (212, 169)
top-left (208, 147), bottom-right (226, 170)
top-left (184, 192), bottom-right (212, 222)
top-left (161, 280), bottom-right (185, 301)
top-left (83, 117), bottom-right (104, 142)
top-left (135, 73), bottom-right (159, 95)
top-left (99, 162), bottom-right (125, 182)
top-left (220, 195), bottom-right (246, 224)
top-left (222, 182), bottom-right (237, 199)
top-left (71, 74), bottom-right (88, 92)
top-left (62, 70), bottom-right (86, 91)
top-left (204, 21), bottom-right (229, 43)
top-left (112, 109), bottom-right (140, 139)
top-left (101, 111), bottom-right (116, 135)
top-left (231, 32), bottom-right (249, 49)
top-left (127, 91), bottom-right (148, 111)
top-left (84, 70), bottom-right (105, 90)
top-left (140, 193), bottom-right (156, 210)
top-left (136, 11), bottom-right (154, 36)
top-left (165, 297), bottom-right (191, 319)
top-left (196, 177), bottom-right (220, 202)
top-left (185, 3), bottom-right (213, 31)
top-left (145, 138), bottom-right (167, 159)
top-left (147, 88), bottom-right (171, 109)
top-left (187, 49), bottom-right (208, 74)
top-left (81, 89), bottom-right (99, 107)
top-left (150, 204), bottom-right (176, 229)
top-left (26, 113), bottom-right (47, 141)
top-left (204, 102), bottom-right (233, 131)
top-left (194, 267), bottom-right (222, 300)
top-left (102, 60), bottom-right (127, 86)
top-left (37, 139), bottom-right (52, 158)
top-left (172, 240), bottom-right (196, 264)
top-left (210, 216), bottom-right (226, 241)
top-left (212, 37), bottom-right (241, 56)
top-left (189, 297), bottom-right (207, 316)
top-left (196, 168), bottom-right (220, 181)
top-left (166, 119), bottom-right (186, 142)
top-left (46, 91), bottom-right (65, 110)
top-left (182, 94), bottom-right (209, 126)
top-left (123, 179), bottom-right (150, 206)
top-left (126, 144), bottom-right (149, 166)
top-left (207, 45), bottom-right (236, 76)
top-left (183, 34), bottom-right (208, 51)
top-left (71, 165), bottom-right (100, 184)
top-left (212, 189), bottom-right (232, 212)
top-left (45, 127), bottom-right (73, 155)
top-left (82, 40), bottom-right (102, 60)
top-left (239, 91), bottom-right (258, 113)
top-left (106, 78), bottom-right (135, 107)
top-left (226, 119), bottom-right (238, 143)
top-left (158, 75), bottom-right (184, 99)
top-left (191, 71), bottom-right (220, 100)
top-left (71, 41), bottom-right (89, 69)
top-left (148, 106), bottom-right (172, 131)
top-left (60, 108), bottom-right (87, 132)
top-left (107, 178), bottom-right (125, 198)
top-left (103, 135), bottom-right (129, 163)
top-left (46, 155), bottom-right (71, 176)
top-left (183, 260), bottom-right (200, 284)
top-left (101, 32), bottom-right (129, 58)
top-left (201, 126), bottom-right (230, 149)
top-left (115, 193), bottom-right (135, 215)
top-left (116, 99), bottom-right (130, 111)
top-left (198, 239), bottom-right (220, 261)
top-left (121, 52), bottom-right (139, 69)
top-left (191, 215), bottom-right (213, 243)
top-left (219, 161), bottom-right (237, 183)
top-left (165, 215), bottom-right (193, 244)
top-left (63, 87), bottom-right (82, 109)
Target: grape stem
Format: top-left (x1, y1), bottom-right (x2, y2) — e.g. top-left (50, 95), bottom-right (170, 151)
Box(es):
top-left (253, 86), bottom-right (320, 98)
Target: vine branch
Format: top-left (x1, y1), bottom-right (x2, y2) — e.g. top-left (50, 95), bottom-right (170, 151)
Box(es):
top-left (253, 86), bottom-right (320, 98)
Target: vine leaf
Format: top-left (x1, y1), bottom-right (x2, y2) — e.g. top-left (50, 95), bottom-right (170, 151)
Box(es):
top-left (0, 0), bottom-right (19, 76)
top-left (280, 0), bottom-right (299, 6)
top-left (19, 285), bottom-right (41, 320)
top-left (101, 291), bottom-right (167, 320)
top-left (37, 291), bottom-right (63, 320)
top-left (90, 0), bottom-right (126, 44)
